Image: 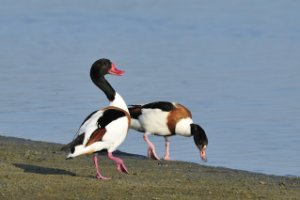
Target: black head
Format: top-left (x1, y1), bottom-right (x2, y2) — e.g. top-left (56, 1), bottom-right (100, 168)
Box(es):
top-left (90, 58), bottom-right (124, 80)
top-left (191, 123), bottom-right (208, 162)
top-left (89, 58), bottom-right (124, 101)
top-left (90, 58), bottom-right (111, 76)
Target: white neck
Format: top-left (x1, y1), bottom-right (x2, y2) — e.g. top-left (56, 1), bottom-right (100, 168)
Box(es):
top-left (109, 92), bottom-right (128, 112)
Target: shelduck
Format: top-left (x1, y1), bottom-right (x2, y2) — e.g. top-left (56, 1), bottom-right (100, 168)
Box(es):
top-left (129, 101), bottom-right (208, 161)
top-left (61, 58), bottom-right (130, 180)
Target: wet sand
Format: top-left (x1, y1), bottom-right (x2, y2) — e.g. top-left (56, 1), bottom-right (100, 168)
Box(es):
top-left (0, 135), bottom-right (299, 200)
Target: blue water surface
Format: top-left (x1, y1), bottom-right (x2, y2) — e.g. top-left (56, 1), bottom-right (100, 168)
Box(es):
top-left (0, 0), bottom-right (299, 176)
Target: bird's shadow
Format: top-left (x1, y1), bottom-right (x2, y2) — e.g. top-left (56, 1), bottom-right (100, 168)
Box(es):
top-left (14, 163), bottom-right (76, 176)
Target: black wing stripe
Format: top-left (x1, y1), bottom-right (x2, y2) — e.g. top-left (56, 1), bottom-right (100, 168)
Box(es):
top-left (142, 101), bottom-right (175, 112)
top-left (61, 133), bottom-right (85, 153)
top-left (128, 105), bottom-right (142, 119)
top-left (97, 109), bottom-right (126, 128)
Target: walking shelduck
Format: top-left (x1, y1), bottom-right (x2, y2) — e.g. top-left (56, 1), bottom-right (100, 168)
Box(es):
top-left (61, 58), bottom-right (130, 180)
top-left (128, 101), bottom-right (208, 161)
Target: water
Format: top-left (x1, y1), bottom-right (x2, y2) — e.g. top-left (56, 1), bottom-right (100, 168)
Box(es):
top-left (1, 0), bottom-right (299, 176)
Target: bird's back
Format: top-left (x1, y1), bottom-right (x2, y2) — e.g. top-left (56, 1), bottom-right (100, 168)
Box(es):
top-left (128, 102), bottom-right (193, 136)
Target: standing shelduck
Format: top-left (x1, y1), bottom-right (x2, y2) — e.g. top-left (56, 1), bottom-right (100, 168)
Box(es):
top-left (128, 101), bottom-right (208, 161)
top-left (61, 58), bottom-right (130, 180)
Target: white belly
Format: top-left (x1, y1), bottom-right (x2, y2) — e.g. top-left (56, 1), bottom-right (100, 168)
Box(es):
top-left (139, 109), bottom-right (171, 135)
top-left (103, 116), bottom-right (129, 151)
top-left (130, 118), bottom-right (145, 132)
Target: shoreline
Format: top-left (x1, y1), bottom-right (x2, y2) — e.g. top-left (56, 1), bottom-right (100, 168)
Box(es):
top-left (1, 135), bottom-right (299, 199)
top-left (1, 134), bottom-right (297, 178)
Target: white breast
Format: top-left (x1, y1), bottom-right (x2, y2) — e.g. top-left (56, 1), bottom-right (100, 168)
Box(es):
top-left (175, 118), bottom-right (193, 136)
top-left (110, 92), bottom-right (128, 112)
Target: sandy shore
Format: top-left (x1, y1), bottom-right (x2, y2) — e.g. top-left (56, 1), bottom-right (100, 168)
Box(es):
top-left (0, 135), bottom-right (299, 200)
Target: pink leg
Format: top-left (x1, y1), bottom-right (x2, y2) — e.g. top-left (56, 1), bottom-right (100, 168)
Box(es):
top-left (93, 155), bottom-right (110, 180)
top-left (163, 137), bottom-right (171, 160)
top-left (107, 152), bottom-right (129, 174)
top-left (143, 133), bottom-right (160, 160)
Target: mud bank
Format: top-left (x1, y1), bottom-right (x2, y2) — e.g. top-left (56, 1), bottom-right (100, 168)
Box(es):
top-left (0, 135), bottom-right (299, 200)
